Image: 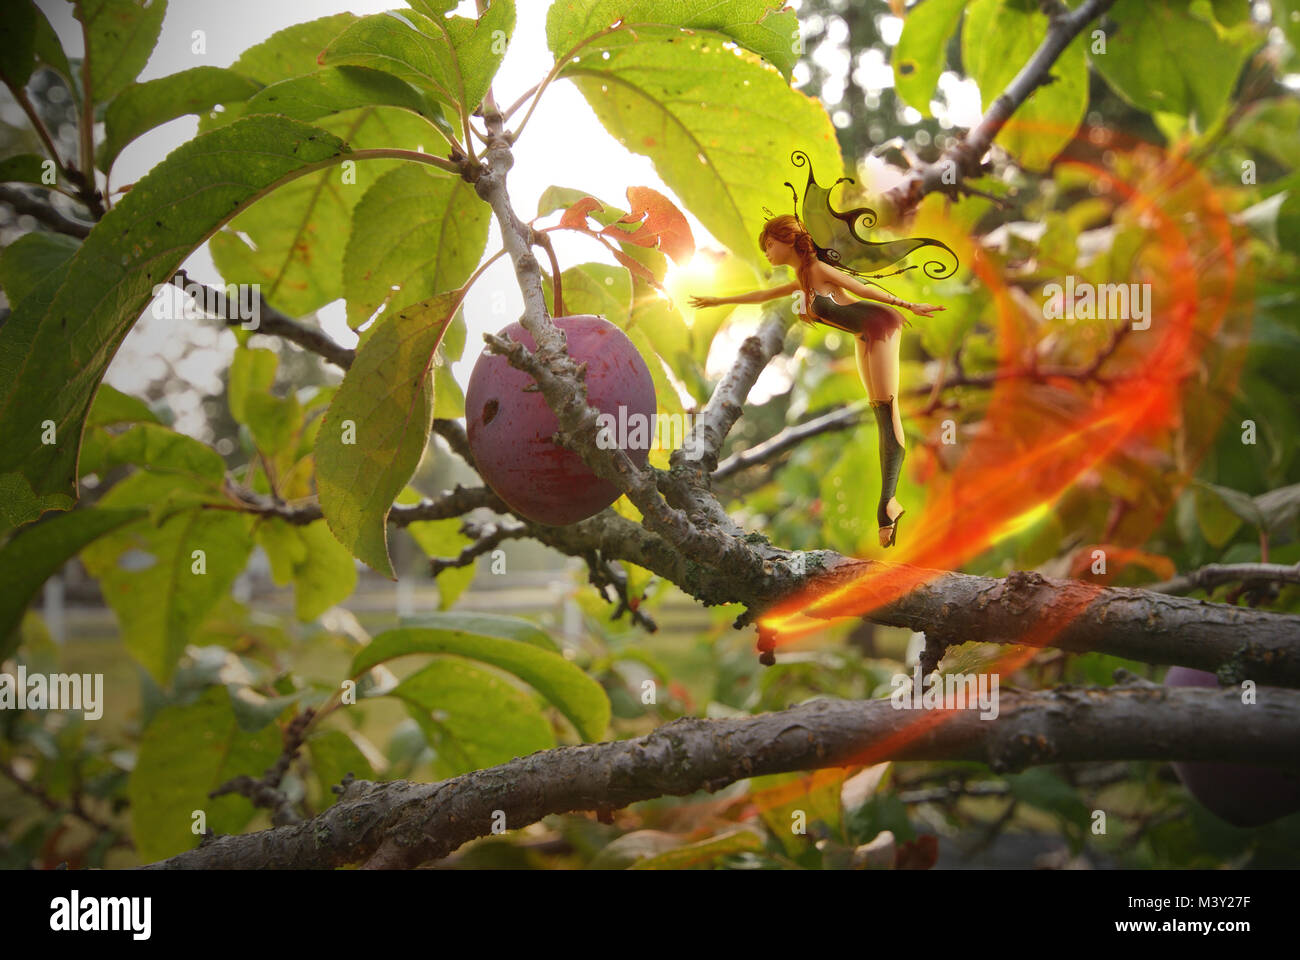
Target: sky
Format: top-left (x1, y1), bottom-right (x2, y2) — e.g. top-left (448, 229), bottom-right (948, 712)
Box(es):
top-left (30, 0), bottom-right (984, 436)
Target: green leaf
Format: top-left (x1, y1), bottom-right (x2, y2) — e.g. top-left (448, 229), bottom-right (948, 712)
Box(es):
top-left (554, 24), bottom-right (840, 269)
top-left (0, 231), bottom-right (80, 307)
top-left (31, 2), bottom-right (72, 85)
top-left (353, 621), bottom-right (610, 741)
top-left (244, 391), bottom-right (301, 458)
top-left (82, 474), bottom-right (254, 684)
top-left (432, 357), bottom-right (464, 420)
top-left (306, 729), bottom-right (375, 807)
top-left (394, 657), bottom-right (554, 778)
top-left (98, 67), bottom-right (262, 173)
top-left (1089, 0), bottom-right (1262, 131)
top-left (342, 164), bottom-right (490, 329)
top-left (0, 2), bottom-right (38, 88)
top-left (79, 422), bottom-right (227, 482)
top-left (394, 609), bottom-right (560, 651)
top-left (546, 0), bottom-right (801, 81)
top-left (0, 507), bottom-right (145, 660)
top-left (1007, 768), bottom-right (1089, 827)
top-left (1231, 98), bottom-right (1300, 171)
top-left (893, 0), bottom-right (966, 117)
top-left (234, 65), bottom-right (437, 122)
top-left (225, 685), bottom-right (301, 733)
top-left (220, 14), bottom-right (358, 87)
top-left (754, 769), bottom-right (846, 856)
top-left (320, 2), bottom-right (516, 116)
top-left (73, 0), bottom-right (169, 105)
top-left (629, 279), bottom-right (697, 401)
top-left (209, 106), bottom-right (444, 317)
top-left (548, 262), bottom-right (632, 321)
top-left (0, 115), bottom-right (351, 525)
top-left (86, 383), bottom-right (159, 429)
top-left (962, 0), bottom-right (1088, 169)
top-left (1198, 480), bottom-right (1265, 529)
top-left (128, 686), bottom-right (281, 862)
top-left (255, 518), bottom-right (358, 621)
top-left (402, 516), bottom-right (474, 610)
top-left (1193, 483), bottom-right (1244, 547)
top-left (0, 153), bottom-right (49, 186)
top-left (629, 828), bottom-right (764, 869)
top-left (0, 0), bottom-right (71, 95)
top-left (315, 293), bottom-right (454, 577)
top-left (227, 346), bottom-right (278, 424)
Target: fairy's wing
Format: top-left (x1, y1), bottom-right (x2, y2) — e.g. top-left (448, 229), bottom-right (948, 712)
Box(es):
top-left (789, 150), bottom-right (958, 280)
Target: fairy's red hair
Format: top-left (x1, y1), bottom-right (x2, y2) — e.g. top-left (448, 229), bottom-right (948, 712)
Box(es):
top-left (759, 215), bottom-right (822, 306)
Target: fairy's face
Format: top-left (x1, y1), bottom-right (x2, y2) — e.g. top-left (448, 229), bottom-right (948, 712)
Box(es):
top-left (763, 234), bottom-right (791, 266)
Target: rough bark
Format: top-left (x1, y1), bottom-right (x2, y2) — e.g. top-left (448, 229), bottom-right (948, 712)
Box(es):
top-left (143, 685), bottom-right (1300, 869)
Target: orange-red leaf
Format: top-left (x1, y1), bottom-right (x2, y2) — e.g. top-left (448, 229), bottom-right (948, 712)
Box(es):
top-left (602, 186), bottom-right (695, 265)
top-left (559, 196), bottom-right (604, 231)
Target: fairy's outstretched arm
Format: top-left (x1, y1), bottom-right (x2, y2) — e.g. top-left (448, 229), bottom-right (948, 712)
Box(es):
top-left (688, 280), bottom-right (798, 308)
top-left (814, 261), bottom-right (944, 317)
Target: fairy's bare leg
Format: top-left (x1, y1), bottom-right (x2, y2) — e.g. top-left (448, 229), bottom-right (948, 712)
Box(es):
top-left (865, 328), bottom-right (905, 545)
top-left (852, 334), bottom-right (877, 397)
top-left (867, 328), bottom-right (904, 444)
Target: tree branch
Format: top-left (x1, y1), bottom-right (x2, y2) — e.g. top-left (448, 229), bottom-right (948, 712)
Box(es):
top-left (169, 270), bottom-right (355, 370)
top-left (713, 400), bottom-right (869, 482)
top-left (1148, 561), bottom-right (1300, 595)
top-left (881, 0), bottom-right (1118, 217)
top-left (0, 184), bottom-right (93, 238)
top-left (142, 685), bottom-right (1300, 869)
top-left (220, 482), bottom-right (506, 527)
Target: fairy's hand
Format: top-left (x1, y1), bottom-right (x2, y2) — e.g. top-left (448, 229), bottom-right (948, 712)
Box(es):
top-left (908, 302), bottom-right (944, 318)
top-left (688, 294), bottom-right (724, 309)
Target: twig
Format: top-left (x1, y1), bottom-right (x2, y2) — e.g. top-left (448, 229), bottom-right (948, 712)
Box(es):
top-left (429, 519), bottom-right (527, 576)
top-left (713, 401), bottom-right (870, 482)
top-left (0, 184), bottom-right (92, 237)
top-left (580, 548), bottom-right (658, 631)
top-left (210, 708), bottom-right (315, 826)
top-left (1147, 562), bottom-right (1300, 595)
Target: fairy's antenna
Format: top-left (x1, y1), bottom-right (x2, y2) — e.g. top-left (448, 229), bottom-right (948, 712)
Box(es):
top-left (782, 180), bottom-right (800, 219)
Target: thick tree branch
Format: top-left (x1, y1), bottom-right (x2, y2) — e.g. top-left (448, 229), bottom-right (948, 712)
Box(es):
top-left (142, 685), bottom-right (1300, 869)
top-left (781, 565), bottom-right (1300, 686)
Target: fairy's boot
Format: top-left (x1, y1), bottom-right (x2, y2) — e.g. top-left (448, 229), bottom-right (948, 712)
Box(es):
top-left (870, 395), bottom-right (906, 547)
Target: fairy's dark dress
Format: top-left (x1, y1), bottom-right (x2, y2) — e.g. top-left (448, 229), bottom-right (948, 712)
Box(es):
top-left (808, 288), bottom-right (911, 343)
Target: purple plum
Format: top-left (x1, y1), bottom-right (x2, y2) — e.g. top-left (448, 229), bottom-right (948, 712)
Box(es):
top-left (1165, 666), bottom-right (1300, 828)
top-left (466, 315), bottom-right (657, 525)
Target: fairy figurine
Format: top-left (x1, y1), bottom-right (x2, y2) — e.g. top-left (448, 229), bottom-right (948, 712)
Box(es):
top-left (690, 150), bottom-right (957, 549)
